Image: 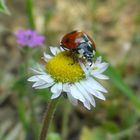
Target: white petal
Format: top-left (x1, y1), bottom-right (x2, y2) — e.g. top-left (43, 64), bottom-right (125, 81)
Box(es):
top-left (29, 74), bottom-right (54, 83)
top-left (35, 82), bottom-right (54, 89)
top-left (83, 100), bottom-right (91, 110)
top-left (51, 92), bottom-right (61, 99)
top-left (91, 63), bottom-right (109, 75)
top-left (50, 46), bottom-right (61, 55)
top-left (43, 52), bottom-right (52, 62)
top-left (63, 83), bottom-right (70, 93)
top-left (91, 90), bottom-right (106, 100)
top-left (36, 75), bottom-right (54, 83)
top-left (28, 75), bottom-right (40, 82)
top-left (28, 74), bottom-right (54, 86)
top-left (67, 92), bottom-right (78, 106)
top-left (97, 62), bottom-right (109, 68)
top-left (86, 77), bottom-right (107, 93)
top-left (75, 82), bottom-right (95, 107)
top-left (93, 74), bottom-right (109, 80)
top-left (36, 64), bottom-right (45, 72)
top-left (30, 68), bottom-right (46, 74)
top-left (79, 61), bottom-right (89, 76)
top-left (70, 84), bottom-right (85, 102)
top-left (80, 81), bottom-right (96, 107)
top-left (81, 80), bottom-right (106, 100)
top-left (32, 80), bottom-right (47, 87)
top-left (51, 83), bottom-right (62, 99)
top-left (95, 56), bottom-right (102, 64)
top-left (97, 63), bottom-right (109, 73)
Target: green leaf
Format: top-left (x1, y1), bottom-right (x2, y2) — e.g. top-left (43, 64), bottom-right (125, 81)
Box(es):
top-left (0, 0), bottom-right (10, 15)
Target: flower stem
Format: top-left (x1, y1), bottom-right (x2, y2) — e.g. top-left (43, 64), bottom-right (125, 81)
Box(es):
top-left (39, 97), bottom-right (61, 140)
top-left (61, 101), bottom-right (71, 140)
top-left (26, 0), bottom-right (35, 29)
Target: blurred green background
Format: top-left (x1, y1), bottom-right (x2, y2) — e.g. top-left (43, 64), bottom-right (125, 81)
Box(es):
top-left (0, 0), bottom-right (140, 140)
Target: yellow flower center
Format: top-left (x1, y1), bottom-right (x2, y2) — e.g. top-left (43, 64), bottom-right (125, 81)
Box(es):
top-left (46, 51), bottom-right (85, 83)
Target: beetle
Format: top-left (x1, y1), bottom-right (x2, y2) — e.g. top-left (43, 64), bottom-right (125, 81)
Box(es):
top-left (60, 31), bottom-right (96, 64)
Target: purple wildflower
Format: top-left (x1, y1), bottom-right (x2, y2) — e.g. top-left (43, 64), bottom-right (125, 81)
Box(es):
top-left (15, 29), bottom-right (45, 47)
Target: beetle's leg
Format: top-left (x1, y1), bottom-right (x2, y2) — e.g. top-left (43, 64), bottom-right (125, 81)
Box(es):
top-left (60, 45), bottom-right (67, 51)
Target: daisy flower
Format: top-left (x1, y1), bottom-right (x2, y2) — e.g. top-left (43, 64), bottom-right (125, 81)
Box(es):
top-left (15, 29), bottom-right (45, 47)
top-left (28, 47), bottom-right (109, 110)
